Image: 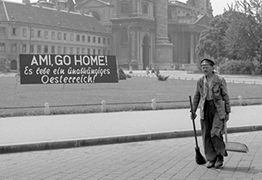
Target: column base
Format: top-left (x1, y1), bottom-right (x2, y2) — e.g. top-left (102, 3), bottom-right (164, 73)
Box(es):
top-left (154, 43), bottom-right (173, 70)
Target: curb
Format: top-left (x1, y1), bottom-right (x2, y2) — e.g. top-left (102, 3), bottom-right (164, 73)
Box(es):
top-left (1, 125), bottom-right (262, 154)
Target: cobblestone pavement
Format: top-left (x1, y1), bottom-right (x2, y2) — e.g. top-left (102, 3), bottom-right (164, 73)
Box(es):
top-left (0, 131), bottom-right (261, 180)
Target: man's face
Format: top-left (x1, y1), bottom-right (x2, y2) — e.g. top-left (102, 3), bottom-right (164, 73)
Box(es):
top-left (201, 64), bottom-right (214, 76)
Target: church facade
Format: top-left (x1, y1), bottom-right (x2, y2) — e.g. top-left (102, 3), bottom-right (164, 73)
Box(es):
top-left (0, 0), bottom-right (212, 72)
top-left (78, 0), bottom-right (213, 70)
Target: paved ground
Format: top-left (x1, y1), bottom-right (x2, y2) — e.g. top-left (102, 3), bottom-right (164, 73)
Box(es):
top-left (1, 105), bottom-right (262, 153)
top-left (0, 131), bottom-right (261, 180)
top-left (0, 71), bottom-right (262, 179)
top-left (0, 105), bottom-right (262, 180)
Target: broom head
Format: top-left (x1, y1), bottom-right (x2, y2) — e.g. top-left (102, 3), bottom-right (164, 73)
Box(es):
top-left (195, 147), bottom-right (206, 165)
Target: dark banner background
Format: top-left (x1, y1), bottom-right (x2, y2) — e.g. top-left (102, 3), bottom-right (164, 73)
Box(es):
top-left (19, 54), bottom-right (118, 84)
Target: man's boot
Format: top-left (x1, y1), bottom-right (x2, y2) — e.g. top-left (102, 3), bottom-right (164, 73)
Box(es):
top-left (214, 155), bottom-right (224, 168)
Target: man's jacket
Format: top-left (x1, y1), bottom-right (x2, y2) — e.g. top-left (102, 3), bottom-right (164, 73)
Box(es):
top-left (192, 74), bottom-right (231, 120)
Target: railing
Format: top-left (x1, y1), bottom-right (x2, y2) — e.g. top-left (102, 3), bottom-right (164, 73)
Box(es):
top-left (1, 97), bottom-right (262, 117)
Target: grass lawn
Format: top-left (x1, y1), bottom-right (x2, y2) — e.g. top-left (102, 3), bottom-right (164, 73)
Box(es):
top-left (1, 75), bottom-right (262, 117)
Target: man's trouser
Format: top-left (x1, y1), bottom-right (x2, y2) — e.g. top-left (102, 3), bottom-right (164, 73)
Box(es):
top-left (201, 100), bottom-right (227, 162)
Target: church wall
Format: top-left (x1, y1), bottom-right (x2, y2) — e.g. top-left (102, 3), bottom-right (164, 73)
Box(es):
top-left (86, 0), bottom-right (211, 70)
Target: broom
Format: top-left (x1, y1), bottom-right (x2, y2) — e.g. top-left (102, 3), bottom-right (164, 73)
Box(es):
top-left (189, 96), bottom-right (206, 165)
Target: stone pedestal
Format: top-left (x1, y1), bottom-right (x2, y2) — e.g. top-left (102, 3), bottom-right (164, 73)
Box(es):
top-left (154, 0), bottom-right (173, 69)
top-left (155, 43), bottom-right (173, 69)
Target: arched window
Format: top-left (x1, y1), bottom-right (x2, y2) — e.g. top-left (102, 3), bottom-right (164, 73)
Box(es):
top-left (10, 60), bottom-right (17, 70)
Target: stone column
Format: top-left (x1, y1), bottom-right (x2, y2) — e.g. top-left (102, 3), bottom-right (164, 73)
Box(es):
top-left (155, 0), bottom-right (169, 44)
top-left (130, 28), bottom-right (136, 62)
top-left (154, 0), bottom-right (173, 70)
top-left (190, 32), bottom-right (195, 64)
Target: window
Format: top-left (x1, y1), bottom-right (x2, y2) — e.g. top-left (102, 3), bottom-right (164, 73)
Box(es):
top-left (93, 49), bottom-right (96, 55)
top-left (30, 29), bottom-right (34, 38)
top-left (58, 46), bottom-right (62, 54)
top-left (142, 2), bottom-right (149, 14)
top-left (82, 35), bottom-right (85, 42)
top-left (10, 60), bottom-right (17, 70)
top-left (98, 49), bottom-right (101, 55)
top-left (37, 45), bottom-right (41, 53)
top-left (37, 30), bottom-right (41, 38)
top-left (87, 48), bottom-right (90, 54)
top-left (51, 32), bottom-right (55, 39)
top-left (0, 43), bottom-right (5, 52)
top-left (70, 47), bottom-right (74, 54)
top-left (108, 38), bottom-right (111, 45)
top-left (30, 45), bottom-right (34, 53)
top-left (44, 45), bottom-right (48, 53)
top-left (22, 28), bottom-right (27, 37)
top-left (70, 34), bottom-right (74, 41)
top-left (0, 27), bottom-right (6, 35)
top-left (93, 36), bottom-right (96, 43)
top-left (22, 44), bottom-right (27, 53)
top-left (108, 50), bottom-right (110, 55)
top-left (77, 48), bottom-right (80, 54)
top-left (51, 46), bottom-right (55, 54)
top-left (64, 33), bottom-right (67, 40)
top-left (76, 35), bottom-right (80, 42)
top-left (82, 48), bottom-right (85, 54)
top-left (121, 2), bottom-right (130, 14)
top-left (44, 31), bottom-right (48, 39)
top-left (103, 49), bottom-right (106, 55)
top-left (98, 37), bottom-right (101, 44)
top-left (57, 32), bottom-right (62, 40)
top-left (87, 36), bottom-right (91, 42)
top-left (11, 28), bottom-right (17, 36)
top-left (103, 38), bottom-right (106, 44)
top-left (63, 47), bottom-right (67, 54)
top-left (11, 44), bottom-right (17, 52)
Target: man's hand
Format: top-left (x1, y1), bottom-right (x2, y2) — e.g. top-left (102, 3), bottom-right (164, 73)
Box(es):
top-left (190, 112), bottom-right (197, 120)
top-left (225, 113), bottom-right (229, 121)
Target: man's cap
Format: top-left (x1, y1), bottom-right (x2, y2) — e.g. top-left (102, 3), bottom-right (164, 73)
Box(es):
top-left (200, 58), bottom-right (215, 66)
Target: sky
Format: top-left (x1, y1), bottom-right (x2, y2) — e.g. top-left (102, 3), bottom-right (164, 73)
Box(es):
top-left (208, 0), bottom-right (237, 15)
top-left (180, 0), bottom-right (236, 16)
top-left (5, 0), bottom-right (236, 16)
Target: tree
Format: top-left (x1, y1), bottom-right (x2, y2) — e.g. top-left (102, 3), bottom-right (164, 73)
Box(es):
top-left (225, 0), bottom-right (262, 74)
top-left (196, 14), bottom-right (231, 63)
top-left (225, 12), bottom-right (258, 59)
top-left (196, 0), bottom-right (262, 74)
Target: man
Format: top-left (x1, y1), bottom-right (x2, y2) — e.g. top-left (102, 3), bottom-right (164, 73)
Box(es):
top-left (191, 58), bottom-right (231, 168)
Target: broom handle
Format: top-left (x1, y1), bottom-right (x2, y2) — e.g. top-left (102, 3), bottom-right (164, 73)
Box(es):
top-left (189, 96), bottom-right (199, 148)
top-left (224, 120), bottom-right (228, 143)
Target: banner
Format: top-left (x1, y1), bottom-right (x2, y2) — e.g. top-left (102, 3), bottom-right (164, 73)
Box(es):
top-left (19, 54), bottom-right (119, 84)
